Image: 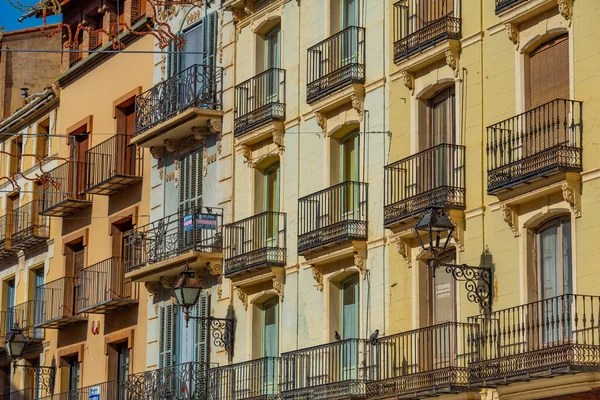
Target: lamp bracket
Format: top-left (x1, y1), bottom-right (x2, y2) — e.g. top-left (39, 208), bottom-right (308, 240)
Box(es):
top-left (433, 261), bottom-right (493, 313)
top-left (183, 313), bottom-right (235, 354)
top-left (14, 365), bottom-right (55, 395)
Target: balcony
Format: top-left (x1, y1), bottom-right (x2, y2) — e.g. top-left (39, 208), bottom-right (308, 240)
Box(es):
top-left (78, 257), bottom-right (139, 314)
top-left (34, 277), bottom-right (87, 328)
top-left (126, 207), bottom-right (223, 282)
top-left (132, 64), bottom-right (223, 148)
top-left (39, 162), bottom-right (92, 217)
top-left (0, 389), bottom-right (39, 400)
top-left (393, 0), bottom-right (461, 64)
top-left (0, 215), bottom-right (16, 260)
top-left (307, 26), bottom-right (365, 105)
top-left (384, 144), bottom-right (465, 228)
top-left (84, 134), bottom-right (143, 196)
top-left (469, 294), bottom-right (600, 386)
top-left (209, 357), bottom-right (280, 399)
top-left (235, 68), bottom-right (286, 138)
top-left (298, 182), bottom-right (368, 255)
top-left (39, 380), bottom-right (126, 400)
top-left (367, 322), bottom-right (476, 399)
top-left (487, 99), bottom-right (583, 195)
top-left (280, 339), bottom-right (380, 400)
top-left (224, 212), bottom-right (287, 278)
top-left (127, 362), bottom-right (210, 399)
top-left (495, 0), bottom-right (529, 13)
top-left (8, 301), bottom-right (45, 341)
top-left (10, 200), bottom-right (50, 252)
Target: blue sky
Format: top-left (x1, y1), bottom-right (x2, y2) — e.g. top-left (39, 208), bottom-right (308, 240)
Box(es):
top-left (0, 0), bottom-right (61, 32)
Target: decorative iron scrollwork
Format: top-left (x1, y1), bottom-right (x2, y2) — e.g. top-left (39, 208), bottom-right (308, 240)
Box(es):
top-left (202, 317), bottom-right (235, 353)
top-left (432, 261), bottom-right (493, 313)
top-left (17, 364), bottom-right (55, 395)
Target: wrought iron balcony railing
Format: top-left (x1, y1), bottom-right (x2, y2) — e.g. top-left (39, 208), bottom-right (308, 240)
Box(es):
top-left (85, 134), bottom-right (143, 195)
top-left (0, 214), bottom-right (15, 260)
top-left (127, 206), bottom-right (223, 272)
top-left (209, 357), bottom-right (280, 400)
top-left (224, 212), bottom-right (287, 277)
top-left (307, 26), bottom-right (366, 104)
top-left (134, 64), bottom-right (223, 135)
top-left (126, 362), bottom-right (211, 399)
top-left (10, 200), bottom-right (50, 252)
top-left (39, 161), bottom-right (92, 217)
top-left (38, 380), bottom-right (125, 400)
top-left (468, 294), bottom-right (600, 385)
top-left (486, 99), bottom-right (583, 194)
top-left (384, 144), bottom-right (465, 227)
top-left (34, 277), bottom-right (87, 328)
top-left (393, 0), bottom-right (461, 62)
top-left (298, 181), bottom-right (368, 254)
top-left (495, 0), bottom-right (529, 13)
top-left (235, 68), bottom-right (286, 136)
top-left (367, 322), bottom-right (477, 398)
top-left (79, 257), bottom-right (139, 314)
top-left (0, 388), bottom-right (39, 400)
top-left (8, 301), bottom-right (45, 341)
top-left (280, 339), bottom-right (380, 400)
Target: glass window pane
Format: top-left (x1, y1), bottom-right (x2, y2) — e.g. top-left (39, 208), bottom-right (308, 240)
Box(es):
top-left (562, 220), bottom-right (572, 295)
top-left (540, 225), bottom-right (559, 299)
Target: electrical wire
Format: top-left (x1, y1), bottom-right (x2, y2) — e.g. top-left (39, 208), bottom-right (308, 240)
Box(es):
top-left (0, 131), bottom-right (393, 138)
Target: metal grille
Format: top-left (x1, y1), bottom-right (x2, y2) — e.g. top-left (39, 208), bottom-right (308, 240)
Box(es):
top-left (495, 0), bottom-right (529, 13)
top-left (39, 161), bottom-right (92, 217)
top-left (208, 357), bottom-right (280, 400)
top-left (10, 200), bottom-right (50, 251)
top-left (126, 362), bottom-right (213, 400)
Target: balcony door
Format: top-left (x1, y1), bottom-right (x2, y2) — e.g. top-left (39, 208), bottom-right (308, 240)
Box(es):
top-left (6, 279), bottom-right (15, 334)
top-left (70, 132), bottom-right (89, 197)
top-left (340, 0), bottom-right (359, 65)
top-left (341, 275), bottom-right (359, 380)
top-left (33, 269), bottom-right (44, 339)
top-left (264, 25), bottom-right (281, 104)
top-left (262, 297), bottom-right (279, 395)
top-left (429, 255), bottom-right (457, 370)
top-left (116, 342), bottom-right (130, 399)
top-left (67, 356), bottom-right (80, 393)
top-left (264, 163), bottom-right (280, 247)
top-left (341, 132), bottom-right (360, 219)
top-left (179, 150), bottom-right (203, 252)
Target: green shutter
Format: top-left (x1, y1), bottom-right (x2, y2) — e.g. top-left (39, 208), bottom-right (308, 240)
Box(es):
top-left (203, 11), bottom-right (218, 67)
top-left (159, 304), bottom-right (176, 368)
top-left (194, 291), bottom-right (210, 364)
top-left (179, 150), bottom-right (203, 213)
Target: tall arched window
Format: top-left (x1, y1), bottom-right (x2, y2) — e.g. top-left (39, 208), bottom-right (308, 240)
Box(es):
top-left (536, 216), bottom-right (572, 300)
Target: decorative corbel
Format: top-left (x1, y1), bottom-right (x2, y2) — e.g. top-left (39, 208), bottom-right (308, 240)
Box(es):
top-left (354, 252), bottom-right (367, 280)
top-left (217, 132), bottom-right (223, 155)
top-left (237, 287), bottom-right (248, 311)
top-left (150, 146), bottom-right (165, 160)
top-left (145, 281), bottom-right (160, 296)
top-left (240, 145), bottom-right (254, 167)
top-left (311, 265), bottom-right (324, 292)
top-left (164, 139), bottom-right (178, 153)
top-left (351, 95), bottom-right (364, 119)
top-left (557, 0), bottom-right (573, 23)
top-left (500, 204), bottom-right (519, 237)
top-left (209, 119), bottom-right (222, 134)
top-left (395, 238), bottom-right (412, 268)
top-left (203, 146), bottom-right (208, 177)
top-left (193, 270), bottom-right (206, 289)
top-left (315, 112), bottom-right (327, 137)
top-left (244, 0), bottom-right (254, 15)
top-left (217, 275), bottom-right (223, 299)
top-left (272, 273), bottom-right (285, 303)
top-left (400, 70), bottom-right (415, 95)
top-left (232, 8), bottom-right (244, 23)
top-left (272, 131), bottom-right (285, 154)
top-left (192, 126), bottom-right (209, 145)
top-left (505, 22), bottom-right (519, 47)
top-left (445, 49), bottom-right (460, 78)
top-left (207, 262), bottom-right (222, 276)
top-left (562, 182), bottom-right (581, 217)
top-left (159, 276), bottom-right (177, 289)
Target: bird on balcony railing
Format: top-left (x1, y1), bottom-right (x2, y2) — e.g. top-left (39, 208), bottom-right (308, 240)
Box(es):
top-left (335, 331), bottom-right (341, 341)
top-left (370, 329), bottom-right (379, 345)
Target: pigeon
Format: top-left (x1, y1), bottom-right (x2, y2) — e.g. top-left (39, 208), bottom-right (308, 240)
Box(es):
top-left (370, 329), bottom-right (379, 345)
top-left (335, 331), bottom-right (341, 341)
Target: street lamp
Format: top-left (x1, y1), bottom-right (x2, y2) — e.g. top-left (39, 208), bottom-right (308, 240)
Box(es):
top-left (5, 323), bottom-right (28, 361)
top-left (414, 207), bottom-right (494, 313)
top-left (172, 263), bottom-right (235, 354)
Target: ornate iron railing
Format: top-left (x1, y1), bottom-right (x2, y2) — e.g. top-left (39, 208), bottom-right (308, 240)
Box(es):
top-left (234, 68), bottom-right (286, 136)
top-left (495, 0), bottom-right (529, 13)
top-left (224, 212), bottom-right (287, 277)
top-left (0, 214), bottom-right (15, 260)
top-left (134, 64), bottom-right (223, 135)
top-left (393, 0), bottom-right (461, 62)
top-left (367, 322), bottom-right (477, 398)
top-left (39, 380), bottom-right (125, 400)
top-left (298, 181), bottom-right (368, 254)
top-left (10, 200), bottom-right (50, 252)
top-left (8, 301), bottom-right (45, 341)
top-left (307, 26), bottom-right (366, 103)
top-left (40, 161), bottom-right (91, 217)
top-left (126, 362), bottom-right (212, 400)
top-left (79, 257), bottom-right (139, 313)
top-left (85, 134), bottom-right (143, 195)
top-left (34, 277), bottom-right (86, 328)
top-left (486, 99), bottom-right (583, 193)
top-left (384, 144), bottom-right (465, 228)
top-left (468, 294), bottom-right (600, 385)
top-left (208, 357), bottom-right (280, 400)
top-left (280, 339), bottom-right (380, 400)
top-left (127, 207), bottom-right (223, 271)
top-left (0, 388), bottom-right (38, 400)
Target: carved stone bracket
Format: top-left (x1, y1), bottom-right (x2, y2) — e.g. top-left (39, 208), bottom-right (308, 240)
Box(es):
top-left (445, 50), bottom-right (460, 78)
top-left (160, 276), bottom-right (177, 289)
top-left (562, 182), bottom-right (581, 217)
top-left (448, 215), bottom-right (465, 251)
top-left (192, 126), bottom-right (209, 145)
top-left (315, 112), bottom-right (327, 136)
top-left (505, 22), bottom-right (519, 47)
top-left (237, 287), bottom-right (248, 311)
top-left (209, 118), bottom-right (222, 134)
top-left (557, 0), bottom-right (573, 23)
top-left (150, 146), bottom-right (165, 160)
top-left (194, 270), bottom-right (206, 289)
top-left (394, 238), bottom-right (412, 268)
top-left (272, 131), bottom-right (285, 154)
top-left (164, 139), bottom-right (178, 153)
top-left (401, 71), bottom-right (415, 95)
top-left (351, 95), bottom-right (364, 119)
top-left (207, 262), bottom-right (222, 276)
top-left (354, 252), bottom-right (367, 280)
top-left (240, 145), bottom-right (254, 167)
top-left (311, 265), bottom-right (324, 292)
top-left (217, 275), bottom-right (223, 299)
top-left (273, 273), bottom-right (285, 303)
top-left (500, 204), bottom-right (519, 237)
top-left (244, 0), bottom-right (255, 16)
top-left (232, 8), bottom-right (244, 23)
top-left (145, 281), bottom-right (160, 296)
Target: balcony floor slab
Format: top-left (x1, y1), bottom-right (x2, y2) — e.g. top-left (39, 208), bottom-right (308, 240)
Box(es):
top-left (126, 249), bottom-right (223, 282)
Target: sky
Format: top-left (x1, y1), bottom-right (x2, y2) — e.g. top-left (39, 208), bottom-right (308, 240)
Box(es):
top-left (0, 0), bottom-right (61, 32)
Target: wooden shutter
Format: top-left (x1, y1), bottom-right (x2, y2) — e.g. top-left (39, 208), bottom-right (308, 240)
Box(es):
top-left (160, 304), bottom-right (176, 368)
top-left (529, 35), bottom-right (569, 109)
top-left (179, 150), bottom-right (203, 212)
top-left (74, 249), bottom-right (85, 281)
top-left (194, 292), bottom-right (210, 365)
top-left (167, 42), bottom-right (182, 78)
top-left (203, 11), bottom-right (219, 67)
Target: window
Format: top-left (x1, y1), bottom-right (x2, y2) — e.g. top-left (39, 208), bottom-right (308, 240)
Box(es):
top-left (5, 278), bottom-right (15, 334)
top-left (265, 26), bottom-right (281, 70)
top-left (264, 163), bottom-right (280, 244)
top-left (69, 129), bottom-right (89, 195)
top-left (179, 150), bottom-right (203, 213)
top-left (66, 240), bottom-right (85, 315)
top-left (341, 0), bottom-right (359, 29)
top-left (36, 118), bottom-right (50, 159)
top-left (536, 217), bottom-right (572, 300)
top-left (529, 35), bottom-right (569, 110)
top-left (181, 11), bottom-right (219, 70)
top-left (262, 297), bottom-right (278, 393)
top-left (424, 87), bottom-right (456, 149)
top-left (341, 274), bottom-right (359, 339)
top-left (66, 356), bottom-right (80, 391)
top-left (159, 303), bottom-right (178, 368)
top-left (341, 132), bottom-right (359, 183)
top-left (115, 102), bottom-right (136, 136)
top-left (11, 136), bottom-right (23, 175)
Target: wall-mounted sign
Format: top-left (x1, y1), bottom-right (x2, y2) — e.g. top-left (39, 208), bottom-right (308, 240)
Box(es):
top-left (183, 214), bottom-right (194, 232)
top-left (197, 213), bottom-right (217, 230)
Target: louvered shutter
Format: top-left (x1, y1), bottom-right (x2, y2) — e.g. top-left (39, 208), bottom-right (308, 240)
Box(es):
top-left (203, 11), bottom-right (219, 67)
top-left (167, 41), bottom-right (182, 79)
top-left (179, 150), bottom-right (203, 213)
top-left (74, 249), bottom-right (85, 281)
top-left (194, 292), bottom-right (210, 364)
top-left (529, 35), bottom-right (569, 109)
top-left (159, 304), bottom-right (176, 368)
